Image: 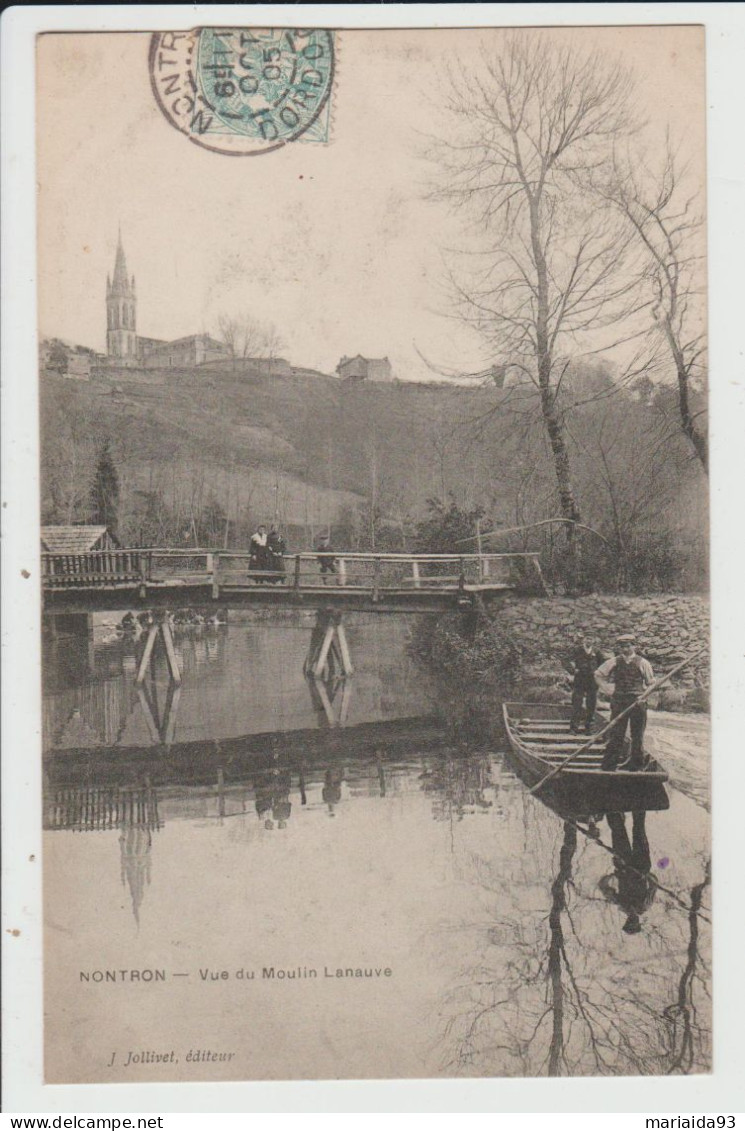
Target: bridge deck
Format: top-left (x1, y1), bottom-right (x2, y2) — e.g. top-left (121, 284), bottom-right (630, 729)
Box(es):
top-left (41, 549), bottom-right (545, 614)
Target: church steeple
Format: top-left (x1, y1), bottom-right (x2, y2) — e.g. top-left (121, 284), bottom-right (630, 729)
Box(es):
top-left (106, 227), bottom-right (137, 364)
top-left (111, 226), bottom-right (132, 293)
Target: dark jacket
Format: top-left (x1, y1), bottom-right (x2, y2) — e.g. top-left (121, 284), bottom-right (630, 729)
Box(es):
top-left (568, 646), bottom-right (603, 684)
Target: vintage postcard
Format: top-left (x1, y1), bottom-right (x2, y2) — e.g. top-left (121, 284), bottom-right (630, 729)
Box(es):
top-left (21, 15), bottom-right (719, 1093)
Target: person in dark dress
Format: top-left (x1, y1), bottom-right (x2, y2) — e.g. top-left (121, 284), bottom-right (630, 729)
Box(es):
top-left (267, 526), bottom-right (287, 583)
top-left (598, 811), bottom-right (656, 934)
top-left (566, 633), bottom-right (604, 733)
top-left (249, 525), bottom-right (269, 578)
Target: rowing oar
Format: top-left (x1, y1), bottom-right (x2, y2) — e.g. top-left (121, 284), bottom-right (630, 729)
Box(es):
top-left (527, 647), bottom-right (706, 795)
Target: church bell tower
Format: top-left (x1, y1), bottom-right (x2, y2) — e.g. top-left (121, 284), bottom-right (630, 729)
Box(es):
top-left (106, 228), bottom-right (137, 364)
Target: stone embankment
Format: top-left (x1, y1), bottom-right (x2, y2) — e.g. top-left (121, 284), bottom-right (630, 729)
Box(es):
top-left (423, 593), bottom-right (710, 711)
top-left (500, 593), bottom-right (708, 683)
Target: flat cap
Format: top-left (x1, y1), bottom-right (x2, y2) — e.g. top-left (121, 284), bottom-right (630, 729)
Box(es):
top-left (616, 633), bottom-right (636, 643)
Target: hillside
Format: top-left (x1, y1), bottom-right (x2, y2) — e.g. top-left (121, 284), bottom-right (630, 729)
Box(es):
top-left (40, 360), bottom-right (708, 589)
top-left (40, 363), bottom-right (499, 545)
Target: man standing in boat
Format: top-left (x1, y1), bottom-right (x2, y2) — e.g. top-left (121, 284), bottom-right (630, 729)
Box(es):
top-left (566, 632), bottom-right (604, 734)
top-left (595, 634), bottom-right (654, 771)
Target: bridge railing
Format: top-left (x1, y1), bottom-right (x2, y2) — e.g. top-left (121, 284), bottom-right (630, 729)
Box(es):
top-left (41, 550), bottom-right (152, 585)
top-left (41, 549), bottom-right (545, 595)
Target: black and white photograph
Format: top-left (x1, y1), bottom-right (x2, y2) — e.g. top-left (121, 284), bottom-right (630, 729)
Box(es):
top-left (6, 8), bottom-right (740, 1107)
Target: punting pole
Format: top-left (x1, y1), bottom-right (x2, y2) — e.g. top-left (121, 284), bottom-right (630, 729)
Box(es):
top-left (527, 648), bottom-right (706, 795)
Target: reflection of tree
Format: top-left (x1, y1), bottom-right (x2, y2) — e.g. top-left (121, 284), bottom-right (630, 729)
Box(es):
top-left (547, 822), bottom-right (576, 1075)
top-left (436, 806), bottom-right (711, 1078)
top-left (663, 860), bottom-right (711, 1074)
top-left (419, 755), bottom-right (493, 823)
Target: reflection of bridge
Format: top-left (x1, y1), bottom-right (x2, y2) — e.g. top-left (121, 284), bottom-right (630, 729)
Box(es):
top-left (42, 732), bottom-right (499, 925)
top-left (43, 715), bottom-right (450, 788)
top-left (41, 550), bottom-right (544, 614)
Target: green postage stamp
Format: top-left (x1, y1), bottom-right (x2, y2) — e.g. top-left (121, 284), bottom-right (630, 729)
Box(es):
top-left (149, 28), bottom-right (335, 156)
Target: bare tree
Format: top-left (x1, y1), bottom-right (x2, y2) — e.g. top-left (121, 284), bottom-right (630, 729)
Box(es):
top-left (601, 142), bottom-right (708, 472)
top-left (217, 314), bottom-right (285, 371)
top-left (432, 33), bottom-right (645, 547)
top-left (260, 321), bottom-right (285, 362)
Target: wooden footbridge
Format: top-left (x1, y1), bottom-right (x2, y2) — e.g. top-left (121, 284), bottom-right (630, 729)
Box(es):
top-left (41, 549), bottom-right (545, 615)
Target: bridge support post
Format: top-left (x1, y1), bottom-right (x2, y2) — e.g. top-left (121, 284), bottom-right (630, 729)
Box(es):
top-left (304, 611), bottom-right (354, 726)
top-left (136, 676), bottom-right (182, 748)
top-left (135, 615), bottom-right (182, 686)
top-left (304, 610), bottom-right (353, 679)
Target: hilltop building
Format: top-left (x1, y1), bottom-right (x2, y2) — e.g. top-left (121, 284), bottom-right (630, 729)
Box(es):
top-left (137, 334), bottom-right (229, 369)
top-left (336, 355), bottom-right (394, 383)
top-left (106, 230), bottom-right (138, 365)
top-left (40, 339), bottom-right (102, 380)
top-left (105, 230), bottom-right (230, 369)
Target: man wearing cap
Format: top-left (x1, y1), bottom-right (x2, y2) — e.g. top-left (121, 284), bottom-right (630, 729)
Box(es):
top-left (595, 634), bottom-right (654, 771)
top-left (565, 633), bottom-right (604, 734)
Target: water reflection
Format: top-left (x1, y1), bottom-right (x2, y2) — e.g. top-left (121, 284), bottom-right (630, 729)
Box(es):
top-left (255, 767), bottom-right (293, 830)
top-left (599, 812), bottom-right (656, 935)
top-left (663, 860), bottom-right (711, 1074)
top-left (43, 613), bottom-right (431, 751)
top-left (119, 824), bottom-right (155, 927)
top-left (419, 756), bottom-right (495, 822)
top-left (42, 615), bottom-right (711, 1080)
top-left (547, 821), bottom-right (577, 1076)
top-left (435, 791), bottom-right (711, 1077)
top-left (322, 766), bottom-right (344, 816)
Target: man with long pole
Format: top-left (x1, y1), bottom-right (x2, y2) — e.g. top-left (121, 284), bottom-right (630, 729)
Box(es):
top-left (595, 633), bottom-right (654, 771)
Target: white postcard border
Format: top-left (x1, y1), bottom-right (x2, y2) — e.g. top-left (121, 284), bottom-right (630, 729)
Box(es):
top-left (3, 2), bottom-right (744, 1114)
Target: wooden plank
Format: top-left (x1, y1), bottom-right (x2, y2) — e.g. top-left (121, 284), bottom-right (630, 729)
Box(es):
top-left (530, 753), bottom-right (604, 763)
top-left (136, 685), bottom-right (161, 744)
top-left (160, 620), bottom-right (182, 684)
top-left (135, 624), bottom-right (158, 684)
top-left (372, 559), bottom-right (381, 602)
top-left (517, 741), bottom-right (605, 752)
top-left (312, 676), bottom-right (337, 726)
top-left (338, 680), bottom-right (352, 725)
top-left (515, 729), bottom-right (604, 741)
top-left (522, 740), bottom-right (604, 750)
top-left (336, 621), bottom-right (353, 676)
top-left (314, 621), bottom-right (337, 677)
top-left (210, 554), bottom-right (220, 600)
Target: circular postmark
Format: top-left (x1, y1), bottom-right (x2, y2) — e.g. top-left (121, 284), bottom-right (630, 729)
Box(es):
top-left (149, 28), bottom-right (335, 156)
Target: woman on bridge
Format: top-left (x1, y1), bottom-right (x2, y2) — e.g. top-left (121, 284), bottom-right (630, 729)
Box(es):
top-left (267, 526), bottom-right (287, 583)
top-left (249, 525), bottom-right (269, 579)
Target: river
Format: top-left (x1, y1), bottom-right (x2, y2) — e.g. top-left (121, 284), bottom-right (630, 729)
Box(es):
top-left (42, 611), bottom-right (711, 1083)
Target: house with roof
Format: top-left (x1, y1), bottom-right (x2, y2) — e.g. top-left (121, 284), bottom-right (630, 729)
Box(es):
top-left (41, 526), bottom-right (120, 554)
top-left (138, 333), bottom-right (229, 369)
top-left (336, 355), bottom-right (394, 383)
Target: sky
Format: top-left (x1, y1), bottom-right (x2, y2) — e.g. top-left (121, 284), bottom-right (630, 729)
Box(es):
top-left (37, 25), bottom-right (705, 381)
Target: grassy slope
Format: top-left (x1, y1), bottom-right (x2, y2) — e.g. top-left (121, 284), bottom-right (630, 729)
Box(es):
top-left (43, 362), bottom-right (495, 493)
top-left (41, 364), bottom-right (495, 531)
